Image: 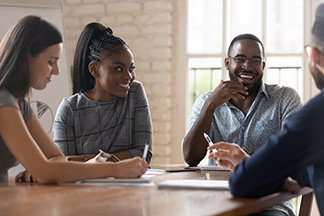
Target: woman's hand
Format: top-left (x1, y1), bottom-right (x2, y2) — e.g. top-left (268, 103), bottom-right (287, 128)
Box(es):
top-left (15, 170), bottom-right (36, 183)
top-left (208, 142), bottom-right (250, 171)
top-left (114, 157), bottom-right (148, 178)
top-left (85, 150), bottom-right (120, 163)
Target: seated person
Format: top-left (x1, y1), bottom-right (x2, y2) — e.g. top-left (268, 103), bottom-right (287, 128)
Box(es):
top-left (53, 22), bottom-right (153, 163)
top-left (182, 33), bottom-right (301, 216)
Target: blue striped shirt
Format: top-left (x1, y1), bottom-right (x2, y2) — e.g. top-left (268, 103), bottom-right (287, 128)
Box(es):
top-left (187, 83), bottom-right (302, 216)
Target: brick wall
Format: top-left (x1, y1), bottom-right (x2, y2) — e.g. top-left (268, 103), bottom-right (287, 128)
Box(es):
top-left (62, 0), bottom-right (181, 164)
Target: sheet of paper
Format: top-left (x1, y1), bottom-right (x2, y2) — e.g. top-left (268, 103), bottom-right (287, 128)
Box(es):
top-left (82, 177), bottom-right (151, 184)
top-left (78, 168), bottom-right (168, 185)
top-left (197, 166), bottom-right (231, 172)
top-left (157, 179), bottom-right (229, 190)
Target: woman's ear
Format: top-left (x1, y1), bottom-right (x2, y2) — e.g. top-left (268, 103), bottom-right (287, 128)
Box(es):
top-left (88, 62), bottom-right (98, 77)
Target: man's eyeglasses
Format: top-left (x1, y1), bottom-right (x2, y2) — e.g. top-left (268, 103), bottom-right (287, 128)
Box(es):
top-left (229, 56), bottom-right (264, 66)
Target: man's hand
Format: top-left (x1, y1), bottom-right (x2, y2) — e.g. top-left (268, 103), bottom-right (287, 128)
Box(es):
top-left (208, 80), bottom-right (249, 108)
top-left (208, 142), bottom-right (249, 171)
top-left (281, 177), bottom-right (300, 194)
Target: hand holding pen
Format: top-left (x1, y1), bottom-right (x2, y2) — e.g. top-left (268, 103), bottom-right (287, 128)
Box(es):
top-left (142, 143), bottom-right (150, 162)
top-left (203, 133), bottom-right (217, 153)
top-left (85, 150), bottom-right (120, 164)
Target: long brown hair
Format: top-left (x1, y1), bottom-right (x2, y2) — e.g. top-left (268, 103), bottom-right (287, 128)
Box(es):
top-left (0, 15), bottom-right (62, 98)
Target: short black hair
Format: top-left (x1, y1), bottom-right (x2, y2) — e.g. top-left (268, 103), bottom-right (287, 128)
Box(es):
top-left (227, 33), bottom-right (265, 58)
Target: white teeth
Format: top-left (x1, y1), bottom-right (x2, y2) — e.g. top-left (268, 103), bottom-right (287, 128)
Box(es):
top-left (119, 83), bottom-right (129, 88)
top-left (240, 75), bottom-right (253, 79)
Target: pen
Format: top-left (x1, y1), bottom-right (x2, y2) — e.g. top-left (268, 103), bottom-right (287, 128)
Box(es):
top-left (203, 133), bottom-right (217, 153)
top-left (142, 143), bottom-right (149, 161)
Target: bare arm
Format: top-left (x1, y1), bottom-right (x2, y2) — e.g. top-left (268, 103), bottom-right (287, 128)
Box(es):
top-left (182, 80), bottom-right (248, 166)
top-left (0, 107), bottom-right (148, 184)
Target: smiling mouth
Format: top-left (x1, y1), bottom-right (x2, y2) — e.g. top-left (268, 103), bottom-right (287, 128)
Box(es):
top-left (239, 74), bottom-right (254, 81)
top-left (118, 83), bottom-right (130, 89)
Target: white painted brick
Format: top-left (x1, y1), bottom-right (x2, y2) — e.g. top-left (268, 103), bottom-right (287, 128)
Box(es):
top-left (138, 61), bottom-right (151, 70)
top-left (134, 47), bottom-right (171, 61)
top-left (152, 36), bottom-right (172, 47)
top-left (116, 15), bottom-right (134, 25)
top-left (154, 132), bottom-right (171, 144)
top-left (151, 84), bottom-right (171, 96)
top-left (106, 2), bottom-right (141, 13)
top-left (135, 14), bottom-right (150, 24)
top-left (147, 47), bottom-right (172, 59)
top-left (151, 110), bottom-right (171, 121)
top-left (151, 156), bottom-right (170, 164)
top-left (83, 0), bottom-right (100, 3)
top-left (115, 25), bottom-right (140, 37)
top-left (99, 16), bottom-right (116, 25)
top-left (63, 0), bottom-right (82, 5)
top-left (138, 73), bottom-right (171, 85)
top-left (142, 24), bottom-right (172, 35)
top-left (154, 122), bottom-right (171, 132)
top-left (133, 36), bottom-right (171, 49)
top-left (62, 5), bottom-right (71, 14)
top-left (150, 98), bottom-right (171, 109)
top-left (71, 4), bottom-right (105, 16)
top-left (144, 1), bottom-right (172, 12)
top-left (149, 12), bottom-right (172, 23)
top-left (152, 145), bottom-right (171, 155)
top-left (150, 105), bottom-right (170, 115)
top-left (64, 17), bottom-right (80, 27)
top-left (135, 12), bottom-right (171, 25)
top-left (152, 60), bottom-right (171, 71)
top-left (80, 18), bottom-right (102, 29)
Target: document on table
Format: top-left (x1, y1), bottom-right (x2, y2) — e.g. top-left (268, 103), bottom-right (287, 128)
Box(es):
top-left (79, 169), bottom-right (166, 185)
top-left (157, 179), bottom-right (229, 190)
top-left (195, 166), bottom-right (231, 172)
top-left (82, 177), bottom-right (151, 184)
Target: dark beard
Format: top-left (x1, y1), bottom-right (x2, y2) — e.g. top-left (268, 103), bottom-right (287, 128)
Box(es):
top-left (247, 78), bottom-right (262, 95)
top-left (310, 63), bottom-right (324, 90)
top-left (229, 73), bottom-right (262, 95)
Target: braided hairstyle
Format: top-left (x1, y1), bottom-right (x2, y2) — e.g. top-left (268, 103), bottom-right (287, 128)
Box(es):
top-left (72, 23), bottom-right (129, 94)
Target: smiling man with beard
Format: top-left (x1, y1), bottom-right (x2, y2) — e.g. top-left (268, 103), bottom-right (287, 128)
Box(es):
top-left (182, 34), bottom-right (301, 216)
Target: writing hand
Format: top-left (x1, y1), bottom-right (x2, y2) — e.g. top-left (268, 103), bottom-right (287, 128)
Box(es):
top-left (281, 177), bottom-right (300, 194)
top-left (15, 170), bottom-right (36, 183)
top-left (208, 141), bottom-right (249, 171)
top-left (85, 150), bottom-right (120, 163)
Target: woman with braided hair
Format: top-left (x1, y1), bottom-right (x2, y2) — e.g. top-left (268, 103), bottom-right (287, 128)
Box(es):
top-left (53, 23), bottom-right (153, 164)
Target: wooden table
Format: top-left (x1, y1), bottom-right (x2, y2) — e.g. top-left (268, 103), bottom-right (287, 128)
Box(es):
top-left (0, 170), bottom-right (313, 216)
